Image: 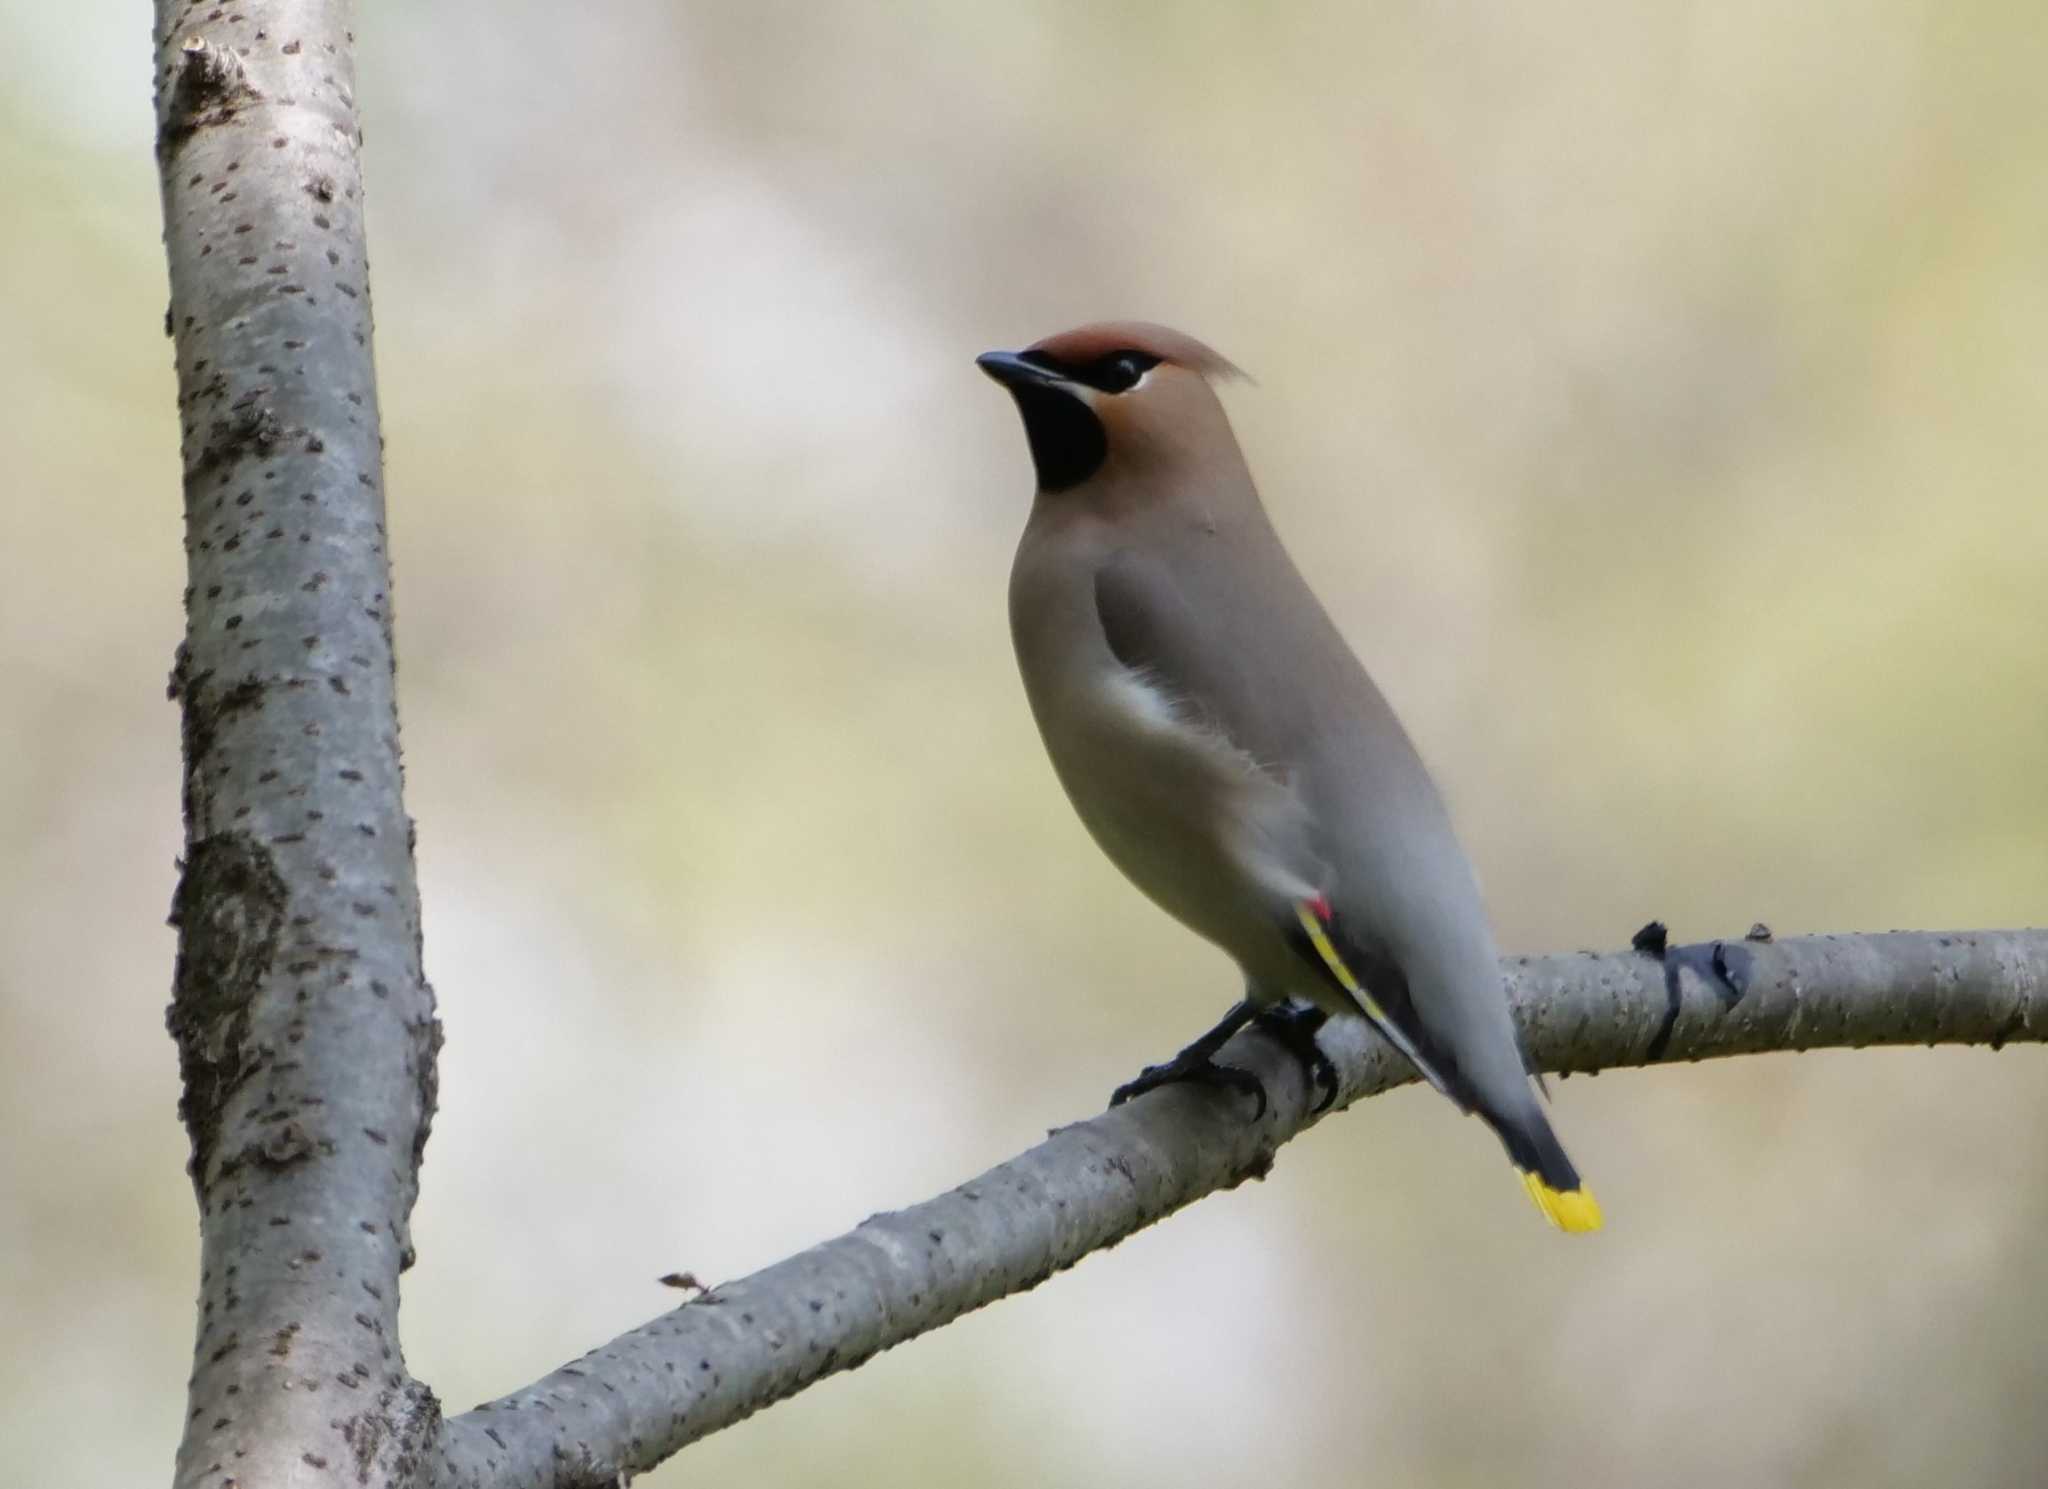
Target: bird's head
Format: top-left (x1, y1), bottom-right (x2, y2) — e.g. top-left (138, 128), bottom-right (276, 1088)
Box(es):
top-left (977, 321), bottom-right (1245, 495)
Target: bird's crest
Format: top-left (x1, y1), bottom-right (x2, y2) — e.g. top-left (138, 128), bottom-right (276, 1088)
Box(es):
top-left (1028, 321), bottom-right (1246, 382)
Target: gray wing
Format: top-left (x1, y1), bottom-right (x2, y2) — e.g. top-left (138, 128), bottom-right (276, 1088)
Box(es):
top-left (1093, 548), bottom-right (1282, 759)
top-left (1098, 549), bottom-right (1475, 1103)
top-left (1087, 548), bottom-right (1333, 912)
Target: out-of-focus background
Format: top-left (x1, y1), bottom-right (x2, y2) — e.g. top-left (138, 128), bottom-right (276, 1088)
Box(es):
top-left (6, 3), bottom-right (2046, 1485)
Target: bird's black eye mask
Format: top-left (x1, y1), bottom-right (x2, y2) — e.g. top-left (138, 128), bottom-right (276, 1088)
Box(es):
top-left (1018, 348), bottom-right (1162, 395)
top-left (1007, 348), bottom-right (1161, 492)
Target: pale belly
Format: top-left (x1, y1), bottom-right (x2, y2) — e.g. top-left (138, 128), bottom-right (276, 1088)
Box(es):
top-left (1038, 666), bottom-right (1331, 1000)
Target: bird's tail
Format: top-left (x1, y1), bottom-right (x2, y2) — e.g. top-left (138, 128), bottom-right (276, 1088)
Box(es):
top-left (1491, 1103), bottom-right (1603, 1233)
top-left (1287, 898), bottom-right (1602, 1233)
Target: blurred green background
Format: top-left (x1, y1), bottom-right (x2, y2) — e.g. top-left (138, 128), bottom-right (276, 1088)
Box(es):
top-left (5, 3), bottom-right (2046, 1485)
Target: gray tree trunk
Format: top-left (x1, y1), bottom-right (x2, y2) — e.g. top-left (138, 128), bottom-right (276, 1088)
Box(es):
top-left (148, 8), bottom-right (2048, 1489)
top-left (154, 5), bottom-right (440, 1486)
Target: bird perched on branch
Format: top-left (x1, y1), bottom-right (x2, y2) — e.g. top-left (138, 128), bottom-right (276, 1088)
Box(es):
top-left (978, 321), bottom-right (1600, 1232)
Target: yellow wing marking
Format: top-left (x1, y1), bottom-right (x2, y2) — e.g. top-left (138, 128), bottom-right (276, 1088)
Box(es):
top-left (1291, 900), bottom-right (1448, 1094)
top-left (1294, 901), bottom-right (1388, 1021)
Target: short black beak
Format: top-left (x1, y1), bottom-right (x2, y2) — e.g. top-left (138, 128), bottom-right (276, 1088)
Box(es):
top-left (975, 349), bottom-right (1069, 392)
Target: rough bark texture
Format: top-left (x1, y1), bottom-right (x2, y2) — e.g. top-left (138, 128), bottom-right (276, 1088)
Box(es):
top-left (154, 4), bottom-right (441, 1487)
top-left (425, 927), bottom-right (2046, 1488)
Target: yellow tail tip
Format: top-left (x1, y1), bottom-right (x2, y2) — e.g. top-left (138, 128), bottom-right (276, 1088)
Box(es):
top-left (1520, 1170), bottom-right (1604, 1233)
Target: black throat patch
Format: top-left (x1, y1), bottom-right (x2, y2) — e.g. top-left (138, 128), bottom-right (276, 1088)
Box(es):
top-left (1008, 384), bottom-right (1108, 493)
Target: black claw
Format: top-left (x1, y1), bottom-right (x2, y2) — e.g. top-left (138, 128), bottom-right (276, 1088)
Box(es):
top-left (1110, 1055), bottom-right (1268, 1119)
top-left (1252, 1002), bottom-right (1339, 1114)
top-left (1109, 998), bottom-right (1278, 1119)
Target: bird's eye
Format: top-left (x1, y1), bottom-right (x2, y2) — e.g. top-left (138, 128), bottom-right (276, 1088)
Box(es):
top-left (1094, 351), bottom-right (1160, 393)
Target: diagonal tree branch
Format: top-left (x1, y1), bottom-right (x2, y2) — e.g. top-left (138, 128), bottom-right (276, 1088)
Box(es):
top-left (426, 928), bottom-right (2046, 1488)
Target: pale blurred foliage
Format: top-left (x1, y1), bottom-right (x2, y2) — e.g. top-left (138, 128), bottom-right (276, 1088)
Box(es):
top-left (3, 1), bottom-right (2046, 1484)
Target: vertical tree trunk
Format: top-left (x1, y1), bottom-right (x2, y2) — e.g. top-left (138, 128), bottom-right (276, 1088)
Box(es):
top-left (152, 6), bottom-right (439, 1485)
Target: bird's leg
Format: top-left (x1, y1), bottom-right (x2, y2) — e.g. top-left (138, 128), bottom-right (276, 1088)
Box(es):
top-left (1251, 999), bottom-right (1339, 1114)
top-left (1109, 998), bottom-right (1268, 1118)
